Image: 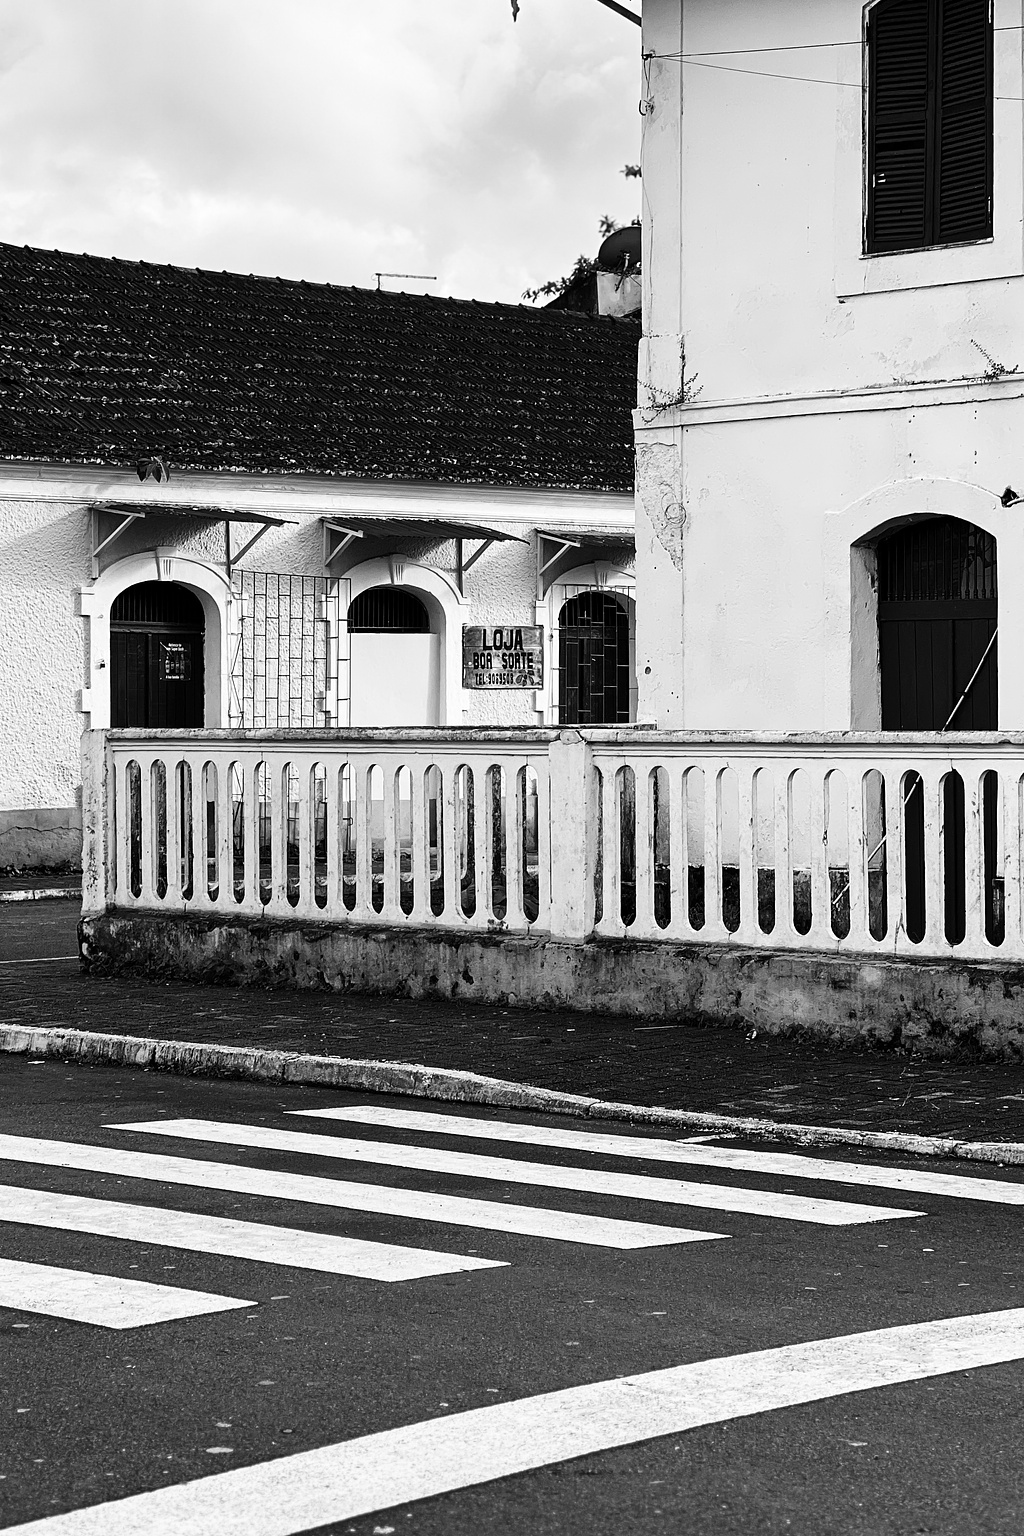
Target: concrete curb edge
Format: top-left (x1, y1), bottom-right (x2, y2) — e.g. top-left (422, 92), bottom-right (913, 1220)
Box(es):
top-left (0, 887), bottom-right (81, 904)
top-left (2, 1022), bottom-right (1022, 1166)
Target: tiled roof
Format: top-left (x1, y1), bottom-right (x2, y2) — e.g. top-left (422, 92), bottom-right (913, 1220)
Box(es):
top-left (0, 242), bottom-right (638, 492)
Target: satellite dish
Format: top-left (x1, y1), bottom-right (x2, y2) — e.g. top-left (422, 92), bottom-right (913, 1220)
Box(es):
top-left (597, 225), bottom-right (641, 271)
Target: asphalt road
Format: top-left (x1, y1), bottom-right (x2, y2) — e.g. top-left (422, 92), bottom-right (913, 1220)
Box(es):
top-left (1, 1059), bottom-right (1024, 1534)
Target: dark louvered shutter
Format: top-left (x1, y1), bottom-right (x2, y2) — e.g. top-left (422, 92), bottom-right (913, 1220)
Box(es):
top-left (866, 0), bottom-right (992, 254)
top-left (868, 0), bottom-right (932, 252)
top-left (936, 0), bottom-right (992, 243)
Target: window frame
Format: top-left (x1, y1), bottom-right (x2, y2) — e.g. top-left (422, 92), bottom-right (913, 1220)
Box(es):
top-left (833, 0), bottom-right (1022, 298)
top-left (864, 0), bottom-right (993, 257)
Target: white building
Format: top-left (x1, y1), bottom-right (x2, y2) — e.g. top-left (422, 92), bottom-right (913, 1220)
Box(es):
top-left (0, 244), bottom-right (637, 869)
top-left (636, 0), bottom-right (1021, 736)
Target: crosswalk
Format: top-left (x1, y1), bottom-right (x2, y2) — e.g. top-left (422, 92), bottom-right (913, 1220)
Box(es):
top-left (1, 1101), bottom-right (1023, 1332)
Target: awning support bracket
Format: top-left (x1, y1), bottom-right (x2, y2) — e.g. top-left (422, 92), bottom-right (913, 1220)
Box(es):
top-left (537, 533), bottom-right (582, 598)
top-left (456, 535), bottom-right (497, 595)
top-left (92, 507), bottom-right (146, 577)
top-left (323, 521), bottom-right (365, 569)
top-left (226, 520), bottom-right (273, 579)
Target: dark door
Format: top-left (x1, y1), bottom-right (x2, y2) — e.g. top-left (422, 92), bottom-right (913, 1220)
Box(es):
top-left (558, 592), bottom-right (631, 725)
top-left (876, 518), bottom-right (997, 941)
top-left (110, 582), bottom-right (205, 728)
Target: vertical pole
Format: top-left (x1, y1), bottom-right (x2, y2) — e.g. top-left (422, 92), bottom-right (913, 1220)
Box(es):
top-left (547, 730), bottom-right (596, 941)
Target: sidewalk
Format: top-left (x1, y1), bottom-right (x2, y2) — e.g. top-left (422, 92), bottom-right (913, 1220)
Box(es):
top-left (2, 898), bottom-right (1024, 1153)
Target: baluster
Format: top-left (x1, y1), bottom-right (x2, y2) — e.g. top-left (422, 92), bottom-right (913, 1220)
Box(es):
top-left (532, 753), bottom-right (552, 930)
top-left (735, 766), bottom-right (758, 945)
top-left (596, 763), bottom-right (623, 938)
top-left (701, 764), bottom-right (727, 941)
top-left (441, 763), bottom-right (462, 925)
top-left (502, 759), bottom-right (526, 932)
top-left (136, 755), bottom-right (156, 906)
top-left (268, 756), bottom-right (289, 915)
top-left (633, 766), bottom-right (656, 937)
top-left (844, 766), bottom-right (869, 950)
top-left (470, 762), bottom-right (494, 927)
top-left (165, 757), bottom-right (183, 906)
top-left (239, 758), bottom-right (260, 915)
top-left (962, 766), bottom-right (987, 954)
top-left (292, 758), bottom-right (312, 917)
top-left (771, 768), bottom-right (795, 943)
top-left (381, 761), bottom-right (402, 922)
top-left (354, 760), bottom-right (374, 920)
top-left (808, 768), bottom-right (829, 947)
top-left (410, 764), bottom-right (432, 924)
top-left (668, 768), bottom-right (688, 939)
top-left (921, 767), bottom-right (947, 954)
top-left (218, 757), bottom-right (234, 912)
top-left (324, 760), bottom-right (342, 919)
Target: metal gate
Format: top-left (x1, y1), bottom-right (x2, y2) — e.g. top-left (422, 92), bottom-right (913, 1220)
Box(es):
top-left (110, 581), bottom-right (205, 729)
top-left (876, 517), bottom-right (999, 943)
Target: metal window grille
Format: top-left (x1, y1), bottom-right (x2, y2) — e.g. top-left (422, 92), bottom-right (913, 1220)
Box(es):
top-left (557, 588), bottom-right (633, 725)
top-left (347, 587), bottom-right (430, 632)
top-left (230, 572), bottom-right (340, 729)
top-left (877, 517), bottom-right (997, 603)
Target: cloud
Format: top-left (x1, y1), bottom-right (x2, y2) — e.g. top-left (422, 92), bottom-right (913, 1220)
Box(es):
top-left (0, 0), bottom-right (641, 302)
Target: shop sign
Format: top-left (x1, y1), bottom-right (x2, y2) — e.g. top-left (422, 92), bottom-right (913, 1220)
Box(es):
top-left (462, 624), bottom-right (544, 689)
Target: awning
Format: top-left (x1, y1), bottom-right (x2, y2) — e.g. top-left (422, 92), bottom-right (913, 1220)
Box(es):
top-left (536, 524), bottom-right (635, 593)
top-left (321, 515), bottom-right (528, 592)
top-left (92, 501), bottom-right (294, 577)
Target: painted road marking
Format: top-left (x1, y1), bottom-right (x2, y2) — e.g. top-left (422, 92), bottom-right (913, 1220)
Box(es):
top-left (114, 1119), bottom-right (924, 1227)
top-left (0, 1256), bottom-right (250, 1329)
top-left (0, 1135), bottom-right (717, 1250)
top-left (0, 1184), bottom-right (506, 1282)
top-left (7, 1307), bottom-right (1024, 1533)
top-left (301, 1104), bottom-right (1024, 1207)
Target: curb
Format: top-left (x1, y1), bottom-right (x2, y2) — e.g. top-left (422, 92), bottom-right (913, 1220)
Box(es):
top-left (2, 1023), bottom-right (1023, 1167)
top-left (0, 887), bottom-right (81, 904)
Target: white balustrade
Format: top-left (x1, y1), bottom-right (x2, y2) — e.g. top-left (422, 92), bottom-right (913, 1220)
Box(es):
top-left (86, 728), bottom-right (1024, 962)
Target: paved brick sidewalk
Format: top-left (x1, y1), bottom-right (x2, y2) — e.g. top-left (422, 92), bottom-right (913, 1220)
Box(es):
top-left (2, 904), bottom-right (1024, 1141)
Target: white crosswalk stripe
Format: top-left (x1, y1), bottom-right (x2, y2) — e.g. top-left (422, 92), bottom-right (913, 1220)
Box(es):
top-left (0, 1133), bottom-right (717, 1249)
top-left (0, 1256), bottom-right (251, 1329)
top-left (8, 1307), bottom-right (1024, 1533)
top-left (0, 1184), bottom-right (506, 1281)
top-left (297, 1104), bottom-right (1024, 1206)
top-left (111, 1117), bottom-right (925, 1226)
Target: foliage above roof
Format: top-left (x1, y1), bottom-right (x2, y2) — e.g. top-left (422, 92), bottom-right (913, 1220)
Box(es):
top-left (0, 242), bottom-right (638, 493)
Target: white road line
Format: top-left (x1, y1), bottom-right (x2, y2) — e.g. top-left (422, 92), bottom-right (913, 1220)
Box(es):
top-left (0, 1184), bottom-right (506, 1282)
top-left (114, 1118), bottom-right (923, 1227)
top-left (299, 1104), bottom-right (1024, 1207)
top-left (9, 1306), bottom-right (1024, 1534)
top-left (0, 1256), bottom-right (250, 1329)
top-left (0, 1134), bottom-right (716, 1250)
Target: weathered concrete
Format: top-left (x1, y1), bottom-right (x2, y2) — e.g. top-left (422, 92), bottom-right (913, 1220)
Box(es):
top-left (80, 910), bottom-right (1024, 1062)
top-left (0, 806), bottom-right (81, 870)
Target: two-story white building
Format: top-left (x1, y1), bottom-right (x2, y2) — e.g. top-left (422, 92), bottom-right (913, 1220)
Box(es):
top-left (636, 0), bottom-right (1020, 739)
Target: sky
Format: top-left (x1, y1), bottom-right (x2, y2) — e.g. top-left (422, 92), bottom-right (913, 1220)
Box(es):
top-left (0, 0), bottom-right (642, 306)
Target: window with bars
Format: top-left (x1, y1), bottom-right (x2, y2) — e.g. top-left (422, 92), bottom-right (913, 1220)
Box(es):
top-left (557, 590), bottom-right (633, 725)
top-left (347, 587), bottom-right (431, 633)
top-left (230, 571), bottom-right (338, 729)
top-left (866, 0), bottom-right (992, 254)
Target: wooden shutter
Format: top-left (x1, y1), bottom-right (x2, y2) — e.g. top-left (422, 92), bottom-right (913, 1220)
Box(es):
top-left (936, 0), bottom-right (993, 243)
top-left (866, 0), bottom-right (992, 253)
top-left (867, 0), bottom-right (933, 252)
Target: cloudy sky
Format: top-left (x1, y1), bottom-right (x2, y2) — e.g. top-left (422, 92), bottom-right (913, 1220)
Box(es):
top-left (0, 0), bottom-right (641, 305)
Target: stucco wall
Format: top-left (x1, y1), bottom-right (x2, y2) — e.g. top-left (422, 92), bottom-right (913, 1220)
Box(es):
top-left (0, 494), bottom-right (88, 862)
top-left (636, 0), bottom-right (1024, 731)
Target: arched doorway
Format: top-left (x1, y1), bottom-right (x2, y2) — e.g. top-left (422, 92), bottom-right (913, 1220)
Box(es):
top-left (877, 517), bottom-right (997, 730)
top-left (557, 590), bottom-right (633, 724)
top-left (110, 581), bottom-right (205, 728)
top-left (347, 586), bottom-right (441, 725)
top-left (876, 517), bottom-right (998, 942)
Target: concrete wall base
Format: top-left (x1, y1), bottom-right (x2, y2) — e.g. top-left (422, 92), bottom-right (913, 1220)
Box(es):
top-left (79, 910), bottom-right (1024, 1062)
top-left (0, 806), bottom-right (81, 870)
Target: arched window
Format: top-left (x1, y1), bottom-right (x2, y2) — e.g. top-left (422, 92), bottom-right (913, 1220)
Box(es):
top-left (558, 591), bottom-right (632, 725)
top-left (347, 588), bottom-right (430, 633)
top-left (866, 0), bottom-right (992, 253)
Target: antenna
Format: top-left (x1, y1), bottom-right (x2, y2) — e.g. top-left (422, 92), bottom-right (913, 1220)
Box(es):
top-left (375, 272), bottom-right (438, 290)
